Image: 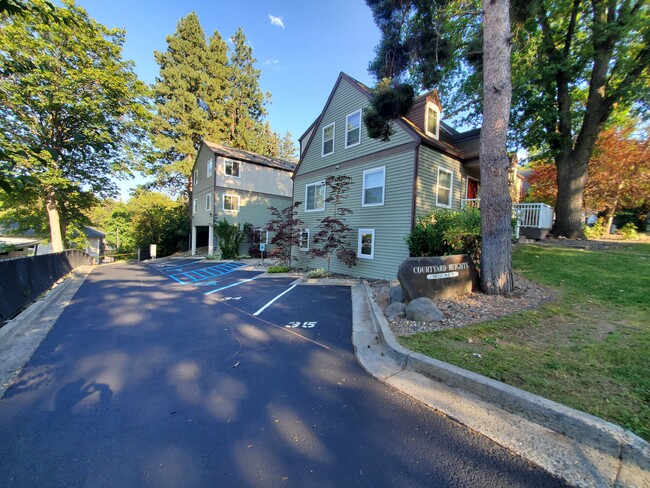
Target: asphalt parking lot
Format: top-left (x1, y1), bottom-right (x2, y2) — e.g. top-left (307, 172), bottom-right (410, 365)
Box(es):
top-left (0, 259), bottom-right (567, 487)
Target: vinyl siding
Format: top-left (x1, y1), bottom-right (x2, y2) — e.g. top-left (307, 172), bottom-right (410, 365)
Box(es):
top-left (416, 145), bottom-right (470, 217)
top-left (215, 156), bottom-right (293, 197)
top-left (213, 189), bottom-right (291, 255)
top-left (294, 150), bottom-right (415, 280)
top-left (298, 79), bottom-right (414, 176)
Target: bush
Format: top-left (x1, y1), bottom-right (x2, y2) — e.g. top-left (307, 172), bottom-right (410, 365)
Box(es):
top-left (215, 219), bottom-right (244, 259)
top-left (307, 268), bottom-right (330, 279)
top-left (267, 265), bottom-right (291, 273)
top-left (583, 217), bottom-right (607, 240)
top-left (618, 222), bottom-right (639, 240)
top-left (406, 207), bottom-right (482, 264)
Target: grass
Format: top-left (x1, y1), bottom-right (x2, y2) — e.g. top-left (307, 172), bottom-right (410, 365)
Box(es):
top-left (399, 242), bottom-right (650, 441)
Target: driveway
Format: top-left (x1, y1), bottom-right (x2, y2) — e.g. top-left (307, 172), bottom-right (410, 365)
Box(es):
top-left (0, 260), bottom-right (566, 487)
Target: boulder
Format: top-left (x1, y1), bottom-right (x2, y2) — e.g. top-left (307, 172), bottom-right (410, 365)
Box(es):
top-left (406, 297), bottom-right (444, 322)
top-left (384, 302), bottom-right (406, 321)
top-left (389, 284), bottom-right (405, 303)
top-left (397, 255), bottom-right (480, 301)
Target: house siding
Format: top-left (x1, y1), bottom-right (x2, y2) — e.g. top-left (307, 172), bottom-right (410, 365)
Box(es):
top-left (294, 149), bottom-right (415, 280)
top-left (215, 156), bottom-right (292, 197)
top-left (213, 188), bottom-right (291, 255)
top-left (298, 79), bottom-right (414, 176)
top-left (416, 145), bottom-right (470, 217)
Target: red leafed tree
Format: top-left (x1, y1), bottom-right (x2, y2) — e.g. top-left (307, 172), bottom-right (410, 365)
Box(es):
top-left (526, 127), bottom-right (650, 230)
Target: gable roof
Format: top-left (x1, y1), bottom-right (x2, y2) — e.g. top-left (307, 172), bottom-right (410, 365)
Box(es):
top-left (202, 140), bottom-right (296, 172)
top-left (296, 72), bottom-right (481, 173)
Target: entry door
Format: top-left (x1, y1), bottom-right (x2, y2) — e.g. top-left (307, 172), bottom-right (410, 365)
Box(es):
top-left (466, 178), bottom-right (479, 199)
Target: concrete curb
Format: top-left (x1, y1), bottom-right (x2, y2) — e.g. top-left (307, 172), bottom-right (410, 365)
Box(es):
top-left (353, 281), bottom-right (650, 488)
top-left (0, 265), bottom-right (93, 400)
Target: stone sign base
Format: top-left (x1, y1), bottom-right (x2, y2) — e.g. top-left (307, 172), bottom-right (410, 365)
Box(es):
top-left (397, 254), bottom-right (480, 301)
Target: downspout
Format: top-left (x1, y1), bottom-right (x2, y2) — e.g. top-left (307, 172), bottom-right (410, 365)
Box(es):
top-left (410, 141), bottom-right (422, 231)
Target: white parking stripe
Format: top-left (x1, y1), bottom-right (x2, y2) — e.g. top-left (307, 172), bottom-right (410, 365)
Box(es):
top-left (253, 284), bottom-right (297, 316)
top-left (204, 276), bottom-right (260, 295)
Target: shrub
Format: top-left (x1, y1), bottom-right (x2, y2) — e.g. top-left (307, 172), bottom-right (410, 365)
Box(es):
top-left (618, 222), bottom-right (639, 240)
top-left (307, 268), bottom-right (330, 279)
top-left (406, 207), bottom-right (482, 264)
top-left (267, 265), bottom-right (291, 273)
top-left (583, 217), bottom-right (607, 240)
top-left (215, 219), bottom-right (244, 259)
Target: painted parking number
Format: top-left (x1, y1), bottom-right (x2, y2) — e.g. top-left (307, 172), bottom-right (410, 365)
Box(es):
top-left (286, 321), bottom-right (317, 329)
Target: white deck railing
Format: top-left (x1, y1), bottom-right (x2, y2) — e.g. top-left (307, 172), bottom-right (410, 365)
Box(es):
top-left (513, 203), bottom-right (554, 229)
top-left (460, 199), bottom-right (554, 230)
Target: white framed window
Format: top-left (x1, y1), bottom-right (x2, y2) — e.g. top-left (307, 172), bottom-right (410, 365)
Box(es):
top-left (193, 169), bottom-right (198, 186)
top-left (358, 229), bottom-right (375, 259)
top-left (322, 122), bottom-right (335, 156)
top-left (205, 192), bottom-right (212, 211)
top-left (223, 194), bottom-right (240, 212)
top-left (192, 198), bottom-right (197, 214)
top-left (207, 158), bottom-right (213, 177)
top-left (225, 159), bottom-right (240, 178)
top-left (299, 229), bottom-right (310, 251)
top-left (345, 109), bottom-right (361, 148)
top-left (255, 228), bottom-right (269, 244)
top-left (305, 182), bottom-right (325, 212)
top-left (436, 167), bottom-right (454, 208)
top-left (425, 102), bottom-right (440, 140)
top-left (362, 166), bottom-right (385, 207)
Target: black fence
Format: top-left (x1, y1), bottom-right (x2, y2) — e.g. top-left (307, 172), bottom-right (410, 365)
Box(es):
top-left (0, 250), bottom-right (93, 322)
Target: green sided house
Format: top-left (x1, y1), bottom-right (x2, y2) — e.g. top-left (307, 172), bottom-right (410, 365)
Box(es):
top-left (293, 72), bottom-right (522, 280)
top-left (190, 141), bottom-right (296, 256)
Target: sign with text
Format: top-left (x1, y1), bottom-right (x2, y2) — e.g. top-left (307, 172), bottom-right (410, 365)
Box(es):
top-left (397, 255), bottom-right (479, 301)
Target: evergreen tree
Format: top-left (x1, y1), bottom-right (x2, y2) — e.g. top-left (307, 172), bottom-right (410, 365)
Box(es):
top-left (203, 30), bottom-right (231, 143)
top-left (227, 28), bottom-right (270, 153)
top-left (279, 131), bottom-right (298, 162)
top-left (150, 12), bottom-right (212, 197)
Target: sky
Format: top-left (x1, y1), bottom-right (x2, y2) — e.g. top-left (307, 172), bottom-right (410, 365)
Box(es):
top-left (73, 0), bottom-right (383, 199)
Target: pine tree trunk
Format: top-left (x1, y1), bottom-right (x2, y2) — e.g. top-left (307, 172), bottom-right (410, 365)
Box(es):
top-left (480, 0), bottom-right (513, 295)
top-left (46, 190), bottom-right (64, 252)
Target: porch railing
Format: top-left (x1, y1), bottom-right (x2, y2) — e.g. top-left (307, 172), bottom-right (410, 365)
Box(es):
top-left (513, 203), bottom-right (554, 229)
top-left (460, 199), bottom-right (554, 230)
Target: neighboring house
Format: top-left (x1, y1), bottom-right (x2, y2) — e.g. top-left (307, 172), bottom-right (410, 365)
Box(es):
top-left (190, 141), bottom-right (296, 256)
top-left (82, 226), bottom-right (105, 257)
top-left (293, 72), bottom-right (521, 280)
top-left (0, 236), bottom-right (40, 260)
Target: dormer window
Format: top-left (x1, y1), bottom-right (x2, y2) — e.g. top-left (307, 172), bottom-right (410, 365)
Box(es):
top-left (425, 102), bottom-right (440, 140)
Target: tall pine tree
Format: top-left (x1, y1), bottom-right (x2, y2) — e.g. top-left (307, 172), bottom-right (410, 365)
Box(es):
top-left (227, 28), bottom-right (270, 153)
top-left (151, 13), bottom-right (208, 197)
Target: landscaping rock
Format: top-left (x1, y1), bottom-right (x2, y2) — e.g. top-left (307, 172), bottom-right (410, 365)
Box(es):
top-left (384, 302), bottom-right (406, 321)
top-left (389, 284), bottom-right (405, 303)
top-left (406, 297), bottom-right (444, 322)
top-left (398, 255), bottom-right (480, 301)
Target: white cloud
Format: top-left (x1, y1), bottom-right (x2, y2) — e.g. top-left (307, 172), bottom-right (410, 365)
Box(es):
top-left (268, 14), bottom-right (285, 29)
top-left (264, 59), bottom-right (280, 65)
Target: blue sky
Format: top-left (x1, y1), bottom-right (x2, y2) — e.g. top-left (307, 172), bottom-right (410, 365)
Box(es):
top-left (75, 0), bottom-right (382, 198)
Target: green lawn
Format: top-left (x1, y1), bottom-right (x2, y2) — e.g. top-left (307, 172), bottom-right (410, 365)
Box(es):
top-left (399, 242), bottom-right (650, 441)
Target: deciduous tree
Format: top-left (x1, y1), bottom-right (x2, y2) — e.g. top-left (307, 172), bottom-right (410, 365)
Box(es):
top-left (266, 201), bottom-right (303, 266)
top-left (0, 0), bottom-right (149, 251)
top-left (526, 126), bottom-right (650, 231)
top-left (310, 175), bottom-right (358, 273)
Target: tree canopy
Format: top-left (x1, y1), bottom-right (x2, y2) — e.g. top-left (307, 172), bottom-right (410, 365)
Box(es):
top-left (0, 0), bottom-right (150, 251)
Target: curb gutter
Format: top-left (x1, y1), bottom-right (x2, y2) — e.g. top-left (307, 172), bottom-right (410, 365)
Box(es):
top-left (353, 281), bottom-right (650, 488)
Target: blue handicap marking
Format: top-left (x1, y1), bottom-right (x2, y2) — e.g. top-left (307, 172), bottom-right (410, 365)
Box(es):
top-left (169, 262), bottom-right (245, 284)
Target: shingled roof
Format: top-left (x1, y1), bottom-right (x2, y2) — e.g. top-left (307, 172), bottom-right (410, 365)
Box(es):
top-left (203, 141), bottom-right (296, 172)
